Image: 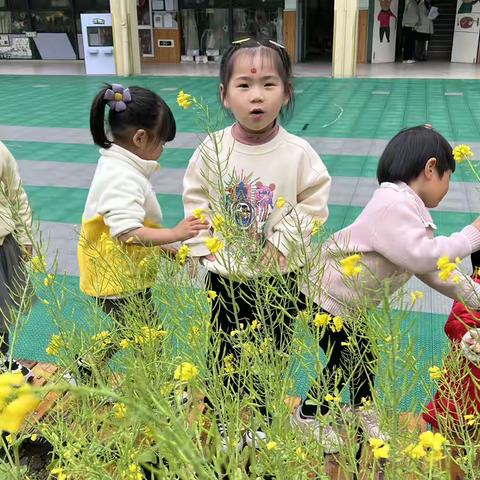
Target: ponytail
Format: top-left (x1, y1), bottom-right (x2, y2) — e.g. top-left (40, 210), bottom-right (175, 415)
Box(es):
top-left (90, 83), bottom-right (176, 149)
top-left (90, 86), bottom-right (112, 149)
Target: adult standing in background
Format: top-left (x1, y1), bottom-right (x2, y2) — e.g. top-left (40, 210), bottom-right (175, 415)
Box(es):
top-left (415, 0), bottom-right (434, 61)
top-left (402, 0), bottom-right (420, 63)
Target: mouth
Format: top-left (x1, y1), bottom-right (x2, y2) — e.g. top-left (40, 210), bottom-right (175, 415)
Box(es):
top-left (249, 108), bottom-right (265, 117)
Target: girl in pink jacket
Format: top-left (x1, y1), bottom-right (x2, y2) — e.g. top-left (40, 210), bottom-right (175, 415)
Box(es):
top-left (292, 125), bottom-right (480, 453)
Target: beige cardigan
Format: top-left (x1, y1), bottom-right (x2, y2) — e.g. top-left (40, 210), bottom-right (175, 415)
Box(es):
top-left (0, 142), bottom-right (32, 246)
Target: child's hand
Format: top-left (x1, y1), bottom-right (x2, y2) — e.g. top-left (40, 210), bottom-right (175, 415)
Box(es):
top-left (261, 241), bottom-right (287, 273)
top-left (172, 216), bottom-right (208, 241)
top-left (461, 329), bottom-right (480, 363)
top-left (472, 218), bottom-right (480, 231)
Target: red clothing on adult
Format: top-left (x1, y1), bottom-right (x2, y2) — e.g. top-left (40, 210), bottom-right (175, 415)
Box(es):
top-left (423, 276), bottom-right (480, 429)
top-left (377, 10), bottom-right (396, 28)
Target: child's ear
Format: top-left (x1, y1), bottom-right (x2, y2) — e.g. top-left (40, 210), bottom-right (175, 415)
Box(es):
top-left (283, 83), bottom-right (293, 106)
top-left (132, 129), bottom-right (146, 147)
top-left (424, 157), bottom-right (437, 179)
top-left (219, 84), bottom-right (229, 108)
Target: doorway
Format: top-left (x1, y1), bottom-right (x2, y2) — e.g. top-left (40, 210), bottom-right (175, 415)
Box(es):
top-left (304, 0), bottom-right (334, 61)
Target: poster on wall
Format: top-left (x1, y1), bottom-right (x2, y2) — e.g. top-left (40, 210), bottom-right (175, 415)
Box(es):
top-left (371, 0), bottom-right (398, 63)
top-left (452, 0), bottom-right (480, 62)
top-left (0, 35), bottom-right (32, 59)
top-left (457, 0), bottom-right (480, 14)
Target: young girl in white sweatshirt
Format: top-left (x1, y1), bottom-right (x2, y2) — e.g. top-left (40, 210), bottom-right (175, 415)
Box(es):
top-left (182, 39), bottom-right (331, 447)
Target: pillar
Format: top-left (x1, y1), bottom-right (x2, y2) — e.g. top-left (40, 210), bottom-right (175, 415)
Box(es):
top-left (110, 0), bottom-right (141, 76)
top-left (332, 0), bottom-right (359, 78)
top-left (284, 0), bottom-right (297, 63)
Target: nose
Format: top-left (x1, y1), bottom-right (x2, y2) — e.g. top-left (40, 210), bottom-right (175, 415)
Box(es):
top-left (249, 86), bottom-right (264, 103)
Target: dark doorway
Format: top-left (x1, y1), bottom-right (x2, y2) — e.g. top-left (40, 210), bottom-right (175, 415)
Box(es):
top-left (305, 0), bottom-right (334, 60)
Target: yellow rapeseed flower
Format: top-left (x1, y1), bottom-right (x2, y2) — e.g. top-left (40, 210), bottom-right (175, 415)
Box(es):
top-left (453, 144), bottom-right (474, 164)
top-left (176, 244), bottom-right (191, 265)
top-left (437, 255), bottom-right (461, 282)
top-left (224, 354), bottom-right (235, 375)
top-left (193, 208), bottom-right (206, 223)
top-left (174, 362), bottom-right (199, 382)
top-left (311, 219), bottom-right (323, 235)
top-left (419, 431), bottom-right (446, 451)
top-left (340, 254), bottom-right (362, 277)
top-left (267, 440), bottom-right (277, 450)
top-left (411, 290), bottom-right (424, 304)
top-left (119, 338), bottom-right (130, 349)
top-left (205, 236), bottom-right (224, 254)
top-left (331, 316), bottom-right (343, 332)
top-left (207, 290), bottom-right (217, 302)
top-left (43, 274), bottom-right (55, 287)
top-left (369, 438), bottom-right (390, 460)
top-left (212, 214), bottom-right (225, 231)
top-left (295, 446), bottom-right (307, 460)
top-left (177, 90), bottom-right (193, 109)
top-left (30, 433), bottom-right (38, 441)
top-left (112, 402), bottom-right (127, 419)
top-left (276, 196), bottom-right (286, 208)
top-left (313, 313), bottom-right (331, 328)
top-left (31, 255), bottom-right (47, 273)
top-left (325, 393), bottom-right (341, 403)
top-left (122, 463), bottom-right (143, 480)
top-left (404, 443), bottom-right (426, 459)
top-left (429, 366), bottom-right (445, 380)
top-left (91, 330), bottom-right (112, 349)
top-left (250, 319), bottom-right (261, 331)
top-left (0, 391), bottom-right (40, 433)
top-left (464, 414), bottom-right (477, 426)
top-left (45, 334), bottom-right (62, 356)
top-left (51, 467), bottom-right (69, 480)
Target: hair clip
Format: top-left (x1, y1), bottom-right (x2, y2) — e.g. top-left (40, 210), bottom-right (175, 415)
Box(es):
top-left (232, 37), bottom-right (251, 45)
top-left (104, 84), bottom-right (132, 112)
top-left (268, 39), bottom-right (286, 49)
top-left (424, 123), bottom-right (433, 129)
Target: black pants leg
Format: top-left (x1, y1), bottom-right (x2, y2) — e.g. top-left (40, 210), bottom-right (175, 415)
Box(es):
top-left (403, 27), bottom-right (415, 60)
top-left (301, 311), bottom-right (376, 417)
top-left (208, 271), bottom-right (306, 415)
top-left (380, 27), bottom-right (390, 43)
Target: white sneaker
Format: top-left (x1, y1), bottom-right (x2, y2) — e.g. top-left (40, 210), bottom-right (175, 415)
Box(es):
top-left (354, 407), bottom-right (389, 442)
top-left (402, 59), bottom-right (416, 64)
top-left (218, 422), bottom-right (243, 452)
top-left (290, 407), bottom-right (343, 454)
top-left (240, 429), bottom-right (267, 450)
top-left (218, 422), bottom-right (267, 452)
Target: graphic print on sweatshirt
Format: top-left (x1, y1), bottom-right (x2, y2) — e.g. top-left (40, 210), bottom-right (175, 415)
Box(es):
top-left (225, 172), bottom-right (276, 237)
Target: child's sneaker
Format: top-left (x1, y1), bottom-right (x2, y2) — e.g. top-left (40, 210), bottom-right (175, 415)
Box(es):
top-left (240, 429), bottom-right (267, 450)
top-left (290, 407), bottom-right (343, 454)
top-left (218, 422), bottom-right (244, 452)
top-left (0, 358), bottom-right (35, 384)
top-left (354, 406), bottom-right (390, 442)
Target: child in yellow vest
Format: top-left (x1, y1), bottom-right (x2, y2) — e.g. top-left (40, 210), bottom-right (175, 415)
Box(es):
top-left (78, 84), bottom-right (207, 371)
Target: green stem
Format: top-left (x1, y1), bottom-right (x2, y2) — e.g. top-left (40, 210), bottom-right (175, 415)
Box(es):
top-left (466, 159), bottom-right (480, 183)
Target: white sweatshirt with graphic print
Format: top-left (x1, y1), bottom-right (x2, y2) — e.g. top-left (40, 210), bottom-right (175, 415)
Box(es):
top-left (182, 126), bottom-right (331, 278)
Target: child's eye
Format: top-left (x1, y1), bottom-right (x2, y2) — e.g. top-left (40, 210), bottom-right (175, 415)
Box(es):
top-left (265, 83), bottom-right (276, 87)
top-left (237, 83), bottom-right (249, 88)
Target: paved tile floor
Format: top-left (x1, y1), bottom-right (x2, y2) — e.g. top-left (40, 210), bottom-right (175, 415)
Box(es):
top-left (2, 72), bottom-right (480, 406)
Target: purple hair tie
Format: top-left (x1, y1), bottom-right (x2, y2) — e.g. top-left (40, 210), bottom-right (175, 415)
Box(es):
top-left (103, 84), bottom-right (132, 112)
